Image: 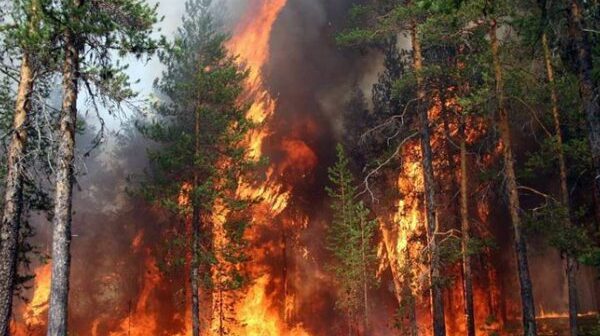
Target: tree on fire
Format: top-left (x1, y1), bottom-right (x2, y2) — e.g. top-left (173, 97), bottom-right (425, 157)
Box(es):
top-left (138, 1), bottom-right (256, 335)
top-left (337, 0), bottom-right (600, 336)
top-left (326, 144), bottom-right (378, 335)
top-left (1, 0), bottom-right (600, 335)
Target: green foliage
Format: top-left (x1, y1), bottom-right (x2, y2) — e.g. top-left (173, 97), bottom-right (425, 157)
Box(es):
top-left (138, 0), bottom-right (256, 330)
top-left (0, 0), bottom-right (58, 300)
top-left (326, 144), bottom-right (378, 322)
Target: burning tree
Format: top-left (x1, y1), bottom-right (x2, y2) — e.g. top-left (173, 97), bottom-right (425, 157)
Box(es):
top-left (139, 1), bottom-right (257, 335)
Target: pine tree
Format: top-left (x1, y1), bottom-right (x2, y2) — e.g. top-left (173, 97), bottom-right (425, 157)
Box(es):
top-left (139, 1), bottom-right (255, 334)
top-left (566, 0), bottom-right (600, 199)
top-left (426, 1), bottom-right (539, 334)
top-left (326, 144), bottom-right (378, 335)
top-left (0, 1), bottom-right (54, 333)
top-left (539, 3), bottom-right (579, 333)
top-left (44, 1), bottom-right (160, 334)
top-left (338, 2), bottom-right (449, 334)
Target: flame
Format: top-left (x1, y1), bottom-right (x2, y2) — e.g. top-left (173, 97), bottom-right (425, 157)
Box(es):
top-left (11, 264), bottom-right (50, 335)
top-left (227, 0), bottom-right (287, 161)
top-left (26, 264), bottom-right (51, 324)
top-left (107, 256), bottom-right (162, 336)
top-left (234, 275), bottom-right (310, 336)
top-left (537, 308), bottom-right (598, 319)
top-left (225, 1), bottom-right (313, 335)
top-left (376, 94), bottom-right (515, 335)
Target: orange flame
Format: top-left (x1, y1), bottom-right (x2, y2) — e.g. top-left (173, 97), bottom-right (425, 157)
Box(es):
top-left (226, 1), bottom-right (313, 335)
top-left (106, 256), bottom-right (162, 336)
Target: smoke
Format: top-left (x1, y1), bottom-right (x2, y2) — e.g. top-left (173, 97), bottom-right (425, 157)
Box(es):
top-left (256, 0), bottom-right (402, 334)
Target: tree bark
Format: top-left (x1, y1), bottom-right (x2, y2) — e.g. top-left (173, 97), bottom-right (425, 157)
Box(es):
top-left (542, 32), bottom-right (579, 336)
top-left (191, 101), bottom-right (202, 336)
top-left (411, 24), bottom-right (446, 336)
top-left (567, 0), bottom-right (600, 198)
top-left (47, 20), bottom-right (80, 336)
top-left (460, 120), bottom-right (476, 336)
top-left (0, 51), bottom-right (35, 336)
top-left (489, 20), bottom-right (537, 336)
top-left (360, 217), bottom-right (369, 335)
top-left (191, 204), bottom-right (201, 336)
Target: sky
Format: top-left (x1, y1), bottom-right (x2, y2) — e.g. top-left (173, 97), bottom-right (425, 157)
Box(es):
top-left (96, 0), bottom-right (187, 131)
top-left (127, 0), bottom-right (187, 92)
top-left (95, 0), bottom-right (247, 132)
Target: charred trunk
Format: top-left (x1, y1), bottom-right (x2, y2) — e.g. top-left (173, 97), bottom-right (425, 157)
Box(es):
top-left (0, 52), bottom-right (35, 336)
top-left (490, 20), bottom-right (537, 336)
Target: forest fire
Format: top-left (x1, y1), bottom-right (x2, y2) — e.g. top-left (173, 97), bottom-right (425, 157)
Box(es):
top-left (3, 0), bottom-right (600, 336)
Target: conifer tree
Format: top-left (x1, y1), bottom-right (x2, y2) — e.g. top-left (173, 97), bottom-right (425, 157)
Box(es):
top-left (139, 1), bottom-right (255, 334)
top-left (338, 2), bottom-right (450, 334)
top-left (326, 144), bottom-right (378, 335)
top-left (538, 2), bottom-right (579, 333)
top-left (43, 1), bottom-right (160, 334)
top-left (423, 1), bottom-right (539, 334)
top-left (0, 1), bottom-right (54, 333)
top-left (565, 0), bottom-right (600, 198)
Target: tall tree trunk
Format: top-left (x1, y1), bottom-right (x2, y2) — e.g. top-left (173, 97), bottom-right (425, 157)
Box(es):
top-left (360, 217), bottom-right (369, 335)
top-left (401, 248), bottom-right (418, 336)
top-left (47, 20), bottom-right (81, 336)
top-left (191, 103), bottom-right (202, 336)
top-left (489, 20), bottom-right (537, 336)
top-left (567, 0), bottom-right (600, 198)
top-left (411, 24), bottom-right (446, 336)
top-left (191, 204), bottom-right (201, 336)
top-left (460, 119), bottom-right (476, 336)
top-left (218, 287), bottom-right (224, 336)
top-left (542, 32), bottom-right (579, 336)
top-left (0, 52), bottom-right (35, 336)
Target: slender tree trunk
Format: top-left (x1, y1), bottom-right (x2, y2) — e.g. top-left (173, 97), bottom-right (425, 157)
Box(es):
top-left (0, 52), bottom-right (35, 336)
top-left (567, 0), bottom-right (600, 198)
top-left (191, 103), bottom-right (202, 336)
top-left (489, 20), bottom-right (537, 336)
top-left (218, 287), bottom-right (224, 336)
top-left (360, 217), bottom-right (369, 335)
top-left (460, 119), bottom-right (476, 336)
top-left (411, 24), bottom-right (446, 336)
top-left (191, 204), bottom-right (201, 336)
top-left (47, 20), bottom-right (81, 336)
top-left (567, 257), bottom-right (579, 336)
top-left (402, 248), bottom-right (418, 336)
top-left (542, 32), bottom-right (579, 336)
